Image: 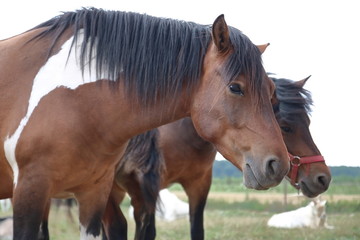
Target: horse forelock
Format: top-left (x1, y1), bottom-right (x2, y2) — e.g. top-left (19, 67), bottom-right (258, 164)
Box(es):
top-left (271, 76), bottom-right (313, 122)
top-left (224, 27), bottom-right (266, 108)
top-left (30, 8), bottom-right (211, 106)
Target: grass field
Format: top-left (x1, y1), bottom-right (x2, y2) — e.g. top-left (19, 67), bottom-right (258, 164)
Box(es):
top-left (2, 192), bottom-right (359, 240)
top-left (43, 195), bottom-right (360, 239)
top-left (1, 177), bottom-right (360, 239)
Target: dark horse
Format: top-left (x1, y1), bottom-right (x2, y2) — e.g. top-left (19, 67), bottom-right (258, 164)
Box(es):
top-left (0, 8), bottom-right (289, 239)
top-left (101, 76), bottom-right (331, 240)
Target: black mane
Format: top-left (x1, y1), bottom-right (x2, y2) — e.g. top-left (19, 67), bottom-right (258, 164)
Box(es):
top-left (271, 76), bottom-right (313, 122)
top-left (31, 8), bottom-right (265, 106)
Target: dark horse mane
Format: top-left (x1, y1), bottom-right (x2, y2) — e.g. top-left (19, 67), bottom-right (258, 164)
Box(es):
top-left (30, 8), bottom-right (265, 106)
top-left (271, 76), bottom-right (313, 122)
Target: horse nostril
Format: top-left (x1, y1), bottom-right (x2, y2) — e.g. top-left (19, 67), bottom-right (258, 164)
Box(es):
top-left (260, 156), bottom-right (289, 185)
top-left (316, 174), bottom-right (330, 188)
top-left (266, 158), bottom-right (278, 176)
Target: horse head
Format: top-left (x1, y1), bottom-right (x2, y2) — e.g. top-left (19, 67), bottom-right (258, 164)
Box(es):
top-left (191, 15), bottom-right (289, 190)
top-left (272, 75), bottom-right (331, 197)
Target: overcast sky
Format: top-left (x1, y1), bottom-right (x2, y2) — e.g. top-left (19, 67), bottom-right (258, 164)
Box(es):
top-left (1, 0), bottom-right (359, 166)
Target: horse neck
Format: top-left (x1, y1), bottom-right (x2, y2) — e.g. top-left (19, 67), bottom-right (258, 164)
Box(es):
top-left (177, 118), bottom-right (214, 151)
top-left (100, 83), bottom-right (192, 145)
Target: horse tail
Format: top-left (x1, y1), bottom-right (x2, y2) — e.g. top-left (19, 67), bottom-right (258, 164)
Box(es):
top-left (121, 129), bottom-right (164, 213)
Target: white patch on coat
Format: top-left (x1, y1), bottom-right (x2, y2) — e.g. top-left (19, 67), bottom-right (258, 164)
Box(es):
top-left (3, 31), bottom-right (106, 187)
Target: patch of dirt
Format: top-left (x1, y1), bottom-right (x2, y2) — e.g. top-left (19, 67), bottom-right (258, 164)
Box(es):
top-left (172, 191), bottom-right (360, 204)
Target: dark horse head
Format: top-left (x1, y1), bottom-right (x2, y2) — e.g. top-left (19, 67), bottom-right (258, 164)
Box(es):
top-left (271, 75), bottom-right (331, 197)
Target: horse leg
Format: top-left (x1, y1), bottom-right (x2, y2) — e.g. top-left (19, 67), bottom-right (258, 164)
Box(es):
top-left (144, 213), bottom-right (156, 240)
top-left (38, 200), bottom-right (51, 240)
top-left (65, 198), bottom-right (75, 223)
top-left (75, 171), bottom-right (114, 240)
top-left (102, 184), bottom-right (127, 240)
top-left (182, 170), bottom-right (212, 240)
top-left (12, 173), bottom-right (51, 240)
top-left (130, 193), bottom-right (156, 240)
top-left (0, 159), bottom-right (14, 199)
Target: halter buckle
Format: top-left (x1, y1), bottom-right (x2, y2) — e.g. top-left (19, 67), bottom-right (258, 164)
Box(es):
top-left (290, 155), bottom-right (301, 166)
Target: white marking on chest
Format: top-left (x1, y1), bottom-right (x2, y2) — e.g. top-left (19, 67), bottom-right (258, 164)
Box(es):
top-left (4, 31), bottom-right (102, 187)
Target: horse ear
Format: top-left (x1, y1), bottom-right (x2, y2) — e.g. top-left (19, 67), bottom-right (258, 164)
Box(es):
top-left (212, 14), bottom-right (231, 53)
top-left (257, 43), bottom-right (270, 54)
top-left (295, 75), bottom-right (311, 88)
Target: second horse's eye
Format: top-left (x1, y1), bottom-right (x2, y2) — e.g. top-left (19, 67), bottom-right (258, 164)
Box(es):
top-left (281, 126), bottom-right (292, 133)
top-left (229, 83), bottom-right (244, 96)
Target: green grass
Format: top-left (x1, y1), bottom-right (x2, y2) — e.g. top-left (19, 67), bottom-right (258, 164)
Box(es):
top-left (39, 203), bottom-right (359, 240)
top-left (2, 197), bottom-right (358, 240)
top-left (121, 205), bottom-right (360, 240)
top-left (1, 177), bottom-right (359, 239)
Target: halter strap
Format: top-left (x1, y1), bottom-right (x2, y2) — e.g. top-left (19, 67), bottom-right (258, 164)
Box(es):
top-left (288, 153), bottom-right (325, 189)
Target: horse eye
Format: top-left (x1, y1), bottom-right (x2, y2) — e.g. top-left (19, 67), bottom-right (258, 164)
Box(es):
top-left (229, 83), bottom-right (244, 96)
top-left (281, 126), bottom-right (292, 133)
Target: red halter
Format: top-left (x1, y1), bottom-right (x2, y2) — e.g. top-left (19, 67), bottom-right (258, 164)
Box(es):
top-left (288, 153), bottom-right (325, 189)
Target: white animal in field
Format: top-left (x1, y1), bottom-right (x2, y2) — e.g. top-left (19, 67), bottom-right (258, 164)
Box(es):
top-left (129, 189), bottom-right (189, 222)
top-left (156, 189), bottom-right (189, 221)
top-left (0, 217), bottom-right (13, 240)
top-left (267, 199), bottom-right (333, 229)
top-left (0, 199), bottom-right (11, 212)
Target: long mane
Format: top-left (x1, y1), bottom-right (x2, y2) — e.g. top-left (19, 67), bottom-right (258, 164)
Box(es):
top-left (31, 8), bottom-right (265, 106)
top-left (271, 76), bottom-right (313, 122)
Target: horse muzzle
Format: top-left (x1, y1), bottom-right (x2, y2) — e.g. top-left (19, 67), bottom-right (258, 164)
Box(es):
top-left (287, 153), bottom-right (331, 197)
top-left (243, 155), bottom-right (289, 190)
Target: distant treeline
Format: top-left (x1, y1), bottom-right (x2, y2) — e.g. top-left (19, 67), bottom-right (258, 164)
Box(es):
top-left (212, 160), bottom-right (360, 178)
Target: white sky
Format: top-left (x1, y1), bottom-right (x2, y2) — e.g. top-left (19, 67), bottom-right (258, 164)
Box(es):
top-left (1, 0), bottom-right (359, 166)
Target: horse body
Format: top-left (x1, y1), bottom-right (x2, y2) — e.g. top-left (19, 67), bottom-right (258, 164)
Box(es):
top-left (2, 30), bottom-right (190, 238)
top-left (1, 28), bottom-right (134, 239)
top-left (158, 118), bottom-right (216, 187)
top-left (0, 29), bottom-right (52, 200)
top-left (0, 8), bottom-right (288, 239)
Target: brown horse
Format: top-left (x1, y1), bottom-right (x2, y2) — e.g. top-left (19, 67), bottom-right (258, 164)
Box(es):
top-left (101, 76), bottom-right (331, 240)
top-left (0, 8), bottom-right (288, 239)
